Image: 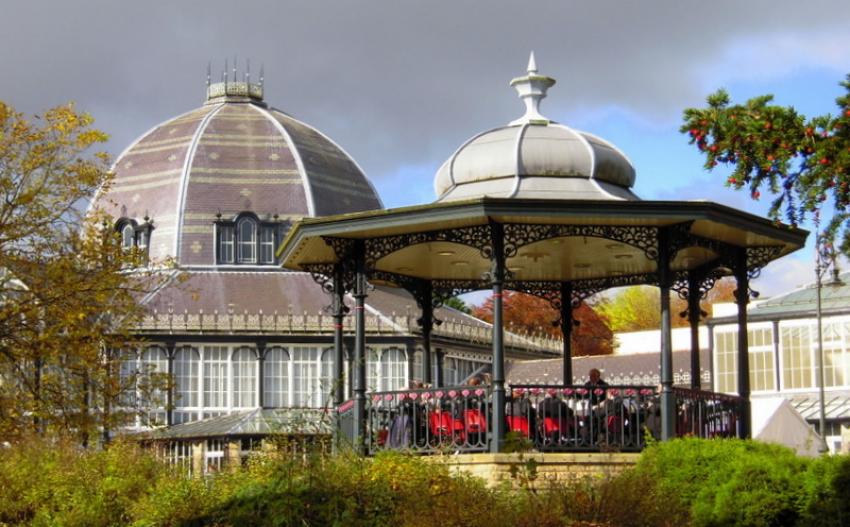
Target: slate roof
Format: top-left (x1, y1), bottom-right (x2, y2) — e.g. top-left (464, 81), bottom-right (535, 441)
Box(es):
top-left (144, 408), bottom-right (333, 440)
top-left (95, 89), bottom-right (382, 265)
top-left (506, 347), bottom-right (712, 388)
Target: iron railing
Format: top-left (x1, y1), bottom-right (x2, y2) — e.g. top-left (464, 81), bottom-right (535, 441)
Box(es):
top-left (506, 385), bottom-right (659, 452)
top-left (672, 387), bottom-right (743, 439)
top-left (362, 384), bottom-right (744, 455)
top-left (367, 386), bottom-right (492, 454)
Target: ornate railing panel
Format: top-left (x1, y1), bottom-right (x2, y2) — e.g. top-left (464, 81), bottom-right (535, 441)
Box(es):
top-left (363, 384), bottom-right (745, 455)
top-left (672, 387), bottom-right (743, 439)
top-left (506, 384), bottom-right (659, 452)
top-left (367, 385), bottom-right (492, 455)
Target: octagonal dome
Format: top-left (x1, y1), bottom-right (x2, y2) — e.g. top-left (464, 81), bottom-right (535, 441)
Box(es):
top-left (94, 78), bottom-right (382, 265)
top-left (435, 53), bottom-right (638, 202)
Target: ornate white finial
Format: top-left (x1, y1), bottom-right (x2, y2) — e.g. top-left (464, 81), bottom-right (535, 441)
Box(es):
top-left (509, 52), bottom-right (556, 125)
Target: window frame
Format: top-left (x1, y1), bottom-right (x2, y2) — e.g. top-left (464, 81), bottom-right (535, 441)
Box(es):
top-left (214, 212), bottom-right (284, 266)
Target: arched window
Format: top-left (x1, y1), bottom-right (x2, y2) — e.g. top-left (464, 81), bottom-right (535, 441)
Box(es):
top-left (367, 348), bottom-right (381, 392)
top-left (320, 348), bottom-right (335, 406)
top-left (264, 347), bottom-right (289, 408)
top-left (118, 348), bottom-right (138, 406)
top-left (291, 346), bottom-right (320, 407)
top-left (174, 347), bottom-right (199, 423)
top-left (380, 347), bottom-right (407, 391)
top-left (215, 213), bottom-right (283, 266)
top-left (237, 217), bottom-right (257, 263)
top-left (121, 224), bottom-right (135, 250)
top-left (203, 346), bottom-right (229, 409)
top-left (232, 347), bottom-right (257, 408)
top-left (139, 346), bottom-right (169, 425)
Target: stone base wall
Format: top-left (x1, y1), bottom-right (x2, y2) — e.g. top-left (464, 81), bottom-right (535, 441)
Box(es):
top-left (426, 452), bottom-right (640, 487)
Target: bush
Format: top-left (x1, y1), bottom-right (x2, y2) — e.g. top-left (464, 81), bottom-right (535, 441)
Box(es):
top-left (630, 437), bottom-right (850, 527)
top-left (2, 436), bottom-right (848, 527)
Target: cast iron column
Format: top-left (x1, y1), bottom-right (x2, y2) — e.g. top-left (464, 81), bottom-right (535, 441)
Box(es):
top-left (352, 240), bottom-right (368, 452)
top-left (165, 341), bottom-right (176, 427)
top-left (419, 282), bottom-right (434, 385)
top-left (560, 282), bottom-right (574, 385)
top-left (435, 349), bottom-right (445, 387)
top-left (687, 271), bottom-right (702, 389)
top-left (490, 223), bottom-right (507, 453)
top-left (257, 341), bottom-right (266, 408)
top-left (332, 265), bottom-right (347, 406)
top-left (658, 228), bottom-right (676, 441)
top-left (734, 248), bottom-right (751, 438)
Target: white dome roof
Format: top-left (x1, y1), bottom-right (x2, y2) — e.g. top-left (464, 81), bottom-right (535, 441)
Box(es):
top-left (434, 53), bottom-right (639, 202)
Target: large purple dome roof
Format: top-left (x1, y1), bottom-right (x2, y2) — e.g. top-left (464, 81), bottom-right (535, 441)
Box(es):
top-left (95, 81), bottom-right (382, 266)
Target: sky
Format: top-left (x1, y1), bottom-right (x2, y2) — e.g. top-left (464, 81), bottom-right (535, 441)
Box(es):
top-left (2, 0), bottom-right (850, 299)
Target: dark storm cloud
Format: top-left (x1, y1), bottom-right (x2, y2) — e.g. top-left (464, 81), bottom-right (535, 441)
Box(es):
top-left (3, 0), bottom-right (850, 205)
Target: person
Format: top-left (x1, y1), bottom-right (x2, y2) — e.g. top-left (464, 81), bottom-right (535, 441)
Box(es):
top-left (585, 368), bottom-right (609, 405)
top-left (583, 368), bottom-right (610, 444)
top-left (537, 392), bottom-right (572, 446)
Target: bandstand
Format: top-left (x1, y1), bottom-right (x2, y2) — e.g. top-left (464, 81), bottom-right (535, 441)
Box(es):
top-left (277, 55), bottom-right (808, 454)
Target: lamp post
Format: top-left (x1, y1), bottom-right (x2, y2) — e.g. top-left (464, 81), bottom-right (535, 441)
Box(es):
top-left (813, 222), bottom-right (842, 454)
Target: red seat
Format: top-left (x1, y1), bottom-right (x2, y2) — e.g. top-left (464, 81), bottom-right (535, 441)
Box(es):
top-left (429, 411), bottom-right (465, 440)
top-left (506, 416), bottom-right (530, 437)
top-left (543, 416), bottom-right (567, 435)
top-left (464, 409), bottom-right (487, 433)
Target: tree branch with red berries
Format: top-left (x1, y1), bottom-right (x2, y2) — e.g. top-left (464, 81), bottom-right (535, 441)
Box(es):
top-left (681, 76), bottom-right (850, 255)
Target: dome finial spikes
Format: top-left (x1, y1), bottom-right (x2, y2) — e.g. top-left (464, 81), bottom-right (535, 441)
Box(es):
top-left (527, 51), bottom-right (537, 74)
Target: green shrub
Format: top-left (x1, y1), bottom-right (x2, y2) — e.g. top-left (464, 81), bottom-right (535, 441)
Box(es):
top-left (631, 437), bottom-right (850, 527)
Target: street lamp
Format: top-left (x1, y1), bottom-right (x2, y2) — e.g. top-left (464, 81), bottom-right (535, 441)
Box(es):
top-left (814, 225), bottom-right (843, 454)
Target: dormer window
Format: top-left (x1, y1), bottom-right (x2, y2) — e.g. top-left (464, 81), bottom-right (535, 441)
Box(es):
top-left (216, 213), bottom-right (284, 266)
top-left (115, 218), bottom-right (153, 258)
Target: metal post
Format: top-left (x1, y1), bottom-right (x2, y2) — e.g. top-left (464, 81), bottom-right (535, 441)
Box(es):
top-left (490, 223), bottom-right (506, 453)
top-left (560, 282), bottom-right (573, 385)
top-left (352, 240), bottom-right (368, 453)
top-left (256, 342), bottom-right (266, 408)
top-left (687, 271), bottom-right (702, 389)
top-left (332, 265), bottom-right (346, 406)
top-left (734, 248), bottom-right (751, 439)
top-left (420, 282), bottom-right (434, 385)
top-left (658, 228), bottom-right (676, 441)
top-left (165, 341), bottom-right (176, 427)
top-left (814, 237), bottom-right (829, 453)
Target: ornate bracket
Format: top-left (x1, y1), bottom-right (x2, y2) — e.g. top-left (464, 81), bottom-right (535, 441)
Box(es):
top-left (363, 224), bottom-right (494, 266)
top-left (666, 221), bottom-right (696, 262)
top-left (502, 223), bottom-right (661, 260)
top-left (746, 246), bottom-right (783, 280)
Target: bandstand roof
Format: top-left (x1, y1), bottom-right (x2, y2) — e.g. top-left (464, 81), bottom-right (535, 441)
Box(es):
top-left (277, 197), bottom-right (807, 286)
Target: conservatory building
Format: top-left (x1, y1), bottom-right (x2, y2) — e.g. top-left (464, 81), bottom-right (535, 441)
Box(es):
top-left (93, 71), bottom-right (557, 458)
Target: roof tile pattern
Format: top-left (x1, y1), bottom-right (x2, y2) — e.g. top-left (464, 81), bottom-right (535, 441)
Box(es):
top-left (95, 98), bottom-right (382, 265)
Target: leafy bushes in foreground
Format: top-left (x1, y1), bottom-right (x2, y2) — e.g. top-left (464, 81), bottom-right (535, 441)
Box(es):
top-left (0, 436), bottom-right (848, 526)
top-left (631, 437), bottom-right (850, 527)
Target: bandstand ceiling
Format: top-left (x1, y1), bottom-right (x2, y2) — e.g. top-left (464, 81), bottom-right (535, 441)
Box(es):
top-left (278, 197), bottom-right (808, 286)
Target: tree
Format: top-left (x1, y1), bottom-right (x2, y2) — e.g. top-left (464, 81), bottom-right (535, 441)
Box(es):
top-left (472, 291), bottom-right (614, 356)
top-left (596, 279), bottom-right (738, 332)
top-left (681, 77), bottom-right (850, 255)
top-left (0, 101), bottom-right (165, 443)
top-left (442, 296), bottom-right (471, 314)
